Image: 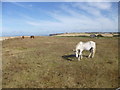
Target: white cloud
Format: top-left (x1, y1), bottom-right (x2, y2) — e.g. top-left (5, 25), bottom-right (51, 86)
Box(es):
top-left (10, 2), bottom-right (27, 8)
top-left (26, 2), bottom-right (117, 32)
top-left (88, 2), bottom-right (112, 10)
top-left (72, 3), bottom-right (102, 17)
top-left (9, 2), bottom-right (33, 10)
top-left (26, 14), bottom-right (117, 32)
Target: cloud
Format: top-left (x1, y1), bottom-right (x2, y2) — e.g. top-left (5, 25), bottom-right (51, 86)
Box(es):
top-left (9, 2), bottom-right (33, 10)
top-left (3, 2), bottom-right (118, 35)
top-left (19, 14), bottom-right (35, 21)
top-left (25, 2), bottom-right (118, 32)
top-left (26, 16), bottom-right (117, 32)
top-left (72, 3), bottom-right (101, 17)
top-left (10, 2), bottom-right (27, 8)
top-left (88, 2), bottom-right (112, 10)
top-left (2, 2), bottom-right (115, 33)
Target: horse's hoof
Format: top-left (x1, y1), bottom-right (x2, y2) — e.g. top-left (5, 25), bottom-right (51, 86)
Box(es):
top-left (78, 59), bottom-right (81, 61)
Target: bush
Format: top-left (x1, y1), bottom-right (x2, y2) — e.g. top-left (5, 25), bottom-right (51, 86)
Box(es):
top-left (113, 34), bottom-right (120, 37)
top-left (97, 34), bottom-right (103, 37)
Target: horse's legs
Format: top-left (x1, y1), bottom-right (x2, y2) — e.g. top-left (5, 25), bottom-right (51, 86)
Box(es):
top-left (78, 56), bottom-right (80, 61)
top-left (88, 47), bottom-right (93, 58)
top-left (88, 52), bottom-right (92, 58)
top-left (80, 55), bottom-right (83, 59)
top-left (91, 51), bottom-right (95, 58)
top-left (78, 50), bottom-right (83, 61)
top-left (78, 55), bottom-right (82, 61)
top-left (91, 48), bottom-right (96, 58)
top-left (88, 47), bottom-right (96, 58)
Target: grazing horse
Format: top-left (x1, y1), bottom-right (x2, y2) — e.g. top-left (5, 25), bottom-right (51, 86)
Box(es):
top-left (74, 41), bottom-right (96, 61)
top-left (30, 36), bottom-right (34, 39)
top-left (22, 36), bottom-right (24, 39)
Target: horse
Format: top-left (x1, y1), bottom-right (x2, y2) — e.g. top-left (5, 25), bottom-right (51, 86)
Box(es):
top-left (30, 36), bottom-right (34, 39)
top-left (74, 41), bottom-right (96, 61)
top-left (21, 36), bottom-right (24, 39)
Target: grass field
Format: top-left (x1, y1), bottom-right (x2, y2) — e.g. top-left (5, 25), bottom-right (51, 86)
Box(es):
top-left (2, 36), bottom-right (119, 88)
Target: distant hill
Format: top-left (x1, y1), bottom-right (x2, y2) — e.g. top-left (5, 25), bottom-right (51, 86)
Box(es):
top-left (49, 32), bottom-right (120, 37)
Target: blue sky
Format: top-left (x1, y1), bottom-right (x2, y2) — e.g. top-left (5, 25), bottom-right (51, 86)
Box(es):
top-left (2, 2), bottom-right (118, 36)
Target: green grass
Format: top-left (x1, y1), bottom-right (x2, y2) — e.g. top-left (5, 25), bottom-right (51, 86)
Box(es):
top-left (2, 36), bottom-right (119, 88)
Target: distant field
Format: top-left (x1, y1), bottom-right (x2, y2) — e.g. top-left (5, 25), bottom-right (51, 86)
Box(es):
top-left (54, 33), bottom-right (119, 37)
top-left (2, 36), bottom-right (119, 88)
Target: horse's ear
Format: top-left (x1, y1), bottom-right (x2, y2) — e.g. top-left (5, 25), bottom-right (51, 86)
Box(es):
top-left (73, 49), bottom-right (76, 52)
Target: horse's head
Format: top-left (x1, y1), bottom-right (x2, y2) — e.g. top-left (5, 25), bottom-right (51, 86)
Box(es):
top-left (73, 49), bottom-right (80, 57)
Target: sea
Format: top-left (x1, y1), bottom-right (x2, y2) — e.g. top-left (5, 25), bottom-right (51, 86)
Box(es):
top-left (1, 34), bottom-right (49, 37)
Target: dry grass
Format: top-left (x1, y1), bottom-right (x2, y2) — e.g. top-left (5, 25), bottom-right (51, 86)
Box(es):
top-left (2, 36), bottom-right (119, 88)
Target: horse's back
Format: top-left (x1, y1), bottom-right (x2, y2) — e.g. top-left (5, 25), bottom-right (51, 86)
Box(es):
top-left (76, 41), bottom-right (96, 50)
top-left (89, 41), bottom-right (96, 47)
top-left (79, 41), bottom-right (95, 46)
top-left (86, 41), bottom-right (96, 47)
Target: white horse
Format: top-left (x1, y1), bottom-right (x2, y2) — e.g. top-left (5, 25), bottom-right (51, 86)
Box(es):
top-left (74, 41), bottom-right (96, 61)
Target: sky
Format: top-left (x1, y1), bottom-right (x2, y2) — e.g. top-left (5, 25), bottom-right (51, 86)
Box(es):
top-left (2, 1), bottom-right (119, 36)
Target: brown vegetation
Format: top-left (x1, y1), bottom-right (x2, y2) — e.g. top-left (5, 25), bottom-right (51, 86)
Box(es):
top-left (2, 36), bottom-right (119, 88)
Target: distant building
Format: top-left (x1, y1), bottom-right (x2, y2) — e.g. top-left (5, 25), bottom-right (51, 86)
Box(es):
top-left (90, 34), bottom-right (96, 38)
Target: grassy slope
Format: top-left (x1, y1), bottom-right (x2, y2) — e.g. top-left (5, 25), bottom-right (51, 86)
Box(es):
top-left (2, 36), bottom-right (119, 88)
